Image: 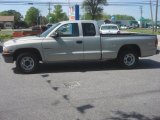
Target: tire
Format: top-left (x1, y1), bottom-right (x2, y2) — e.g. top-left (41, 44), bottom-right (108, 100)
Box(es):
top-left (16, 53), bottom-right (38, 73)
top-left (118, 50), bottom-right (138, 69)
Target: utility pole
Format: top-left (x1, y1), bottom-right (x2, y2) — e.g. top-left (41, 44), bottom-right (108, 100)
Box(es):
top-left (68, 0), bottom-right (70, 20)
top-left (140, 6), bottom-right (143, 28)
top-left (150, 0), bottom-right (154, 32)
top-left (48, 2), bottom-right (52, 23)
top-left (155, 0), bottom-right (159, 32)
top-left (39, 13), bottom-right (41, 26)
top-left (48, 2), bottom-right (51, 15)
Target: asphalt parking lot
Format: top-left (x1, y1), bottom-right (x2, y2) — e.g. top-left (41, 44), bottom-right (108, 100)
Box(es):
top-left (0, 45), bottom-right (160, 120)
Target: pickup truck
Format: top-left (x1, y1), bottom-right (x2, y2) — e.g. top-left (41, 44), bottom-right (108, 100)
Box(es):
top-left (2, 20), bottom-right (159, 73)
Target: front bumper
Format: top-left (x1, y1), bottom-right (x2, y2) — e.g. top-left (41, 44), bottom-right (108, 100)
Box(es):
top-left (2, 52), bottom-right (14, 63)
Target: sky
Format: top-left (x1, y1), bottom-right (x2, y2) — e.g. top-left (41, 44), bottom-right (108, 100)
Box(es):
top-left (0, 0), bottom-right (159, 21)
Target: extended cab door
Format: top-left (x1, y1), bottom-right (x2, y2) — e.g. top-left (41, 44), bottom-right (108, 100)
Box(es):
top-left (82, 22), bottom-right (101, 60)
top-left (42, 23), bottom-right (83, 62)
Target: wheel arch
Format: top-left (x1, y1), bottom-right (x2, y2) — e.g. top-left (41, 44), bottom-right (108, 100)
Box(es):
top-left (117, 44), bottom-right (141, 58)
top-left (13, 48), bottom-right (42, 61)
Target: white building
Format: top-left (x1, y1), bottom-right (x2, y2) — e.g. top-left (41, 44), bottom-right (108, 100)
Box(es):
top-left (0, 16), bottom-right (14, 29)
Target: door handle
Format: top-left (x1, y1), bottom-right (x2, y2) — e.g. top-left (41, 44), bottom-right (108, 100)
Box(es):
top-left (76, 40), bottom-right (83, 44)
top-left (44, 48), bottom-right (52, 50)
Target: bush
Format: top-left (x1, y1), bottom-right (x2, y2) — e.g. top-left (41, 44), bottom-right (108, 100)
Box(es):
top-left (0, 34), bottom-right (13, 42)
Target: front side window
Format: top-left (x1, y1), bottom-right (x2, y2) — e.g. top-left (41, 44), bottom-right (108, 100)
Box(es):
top-left (82, 23), bottom-right (96, 36)
top-left (56, 23), bottom-right (79, 37)
top-left (40, 23), bottom-right (60, 37)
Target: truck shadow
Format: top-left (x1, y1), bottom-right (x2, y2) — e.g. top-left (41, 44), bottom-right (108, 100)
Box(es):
top-left (13, 59), bottom-right (160, 74)
top-left (108, 110), bottom-right (160, 120)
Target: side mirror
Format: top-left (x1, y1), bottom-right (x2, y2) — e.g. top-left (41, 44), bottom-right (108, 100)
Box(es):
top-left (51, 32), bottom-right (59, 38)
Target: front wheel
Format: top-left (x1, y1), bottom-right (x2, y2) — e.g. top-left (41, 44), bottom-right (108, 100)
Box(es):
top-left (16, 53), bottom-right (38, 73)
top-left (118, 51), bottom-right (138, 69)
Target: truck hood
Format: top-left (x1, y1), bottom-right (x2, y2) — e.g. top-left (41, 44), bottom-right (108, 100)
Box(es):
top-left (4, 36), bottom-right (44, 47)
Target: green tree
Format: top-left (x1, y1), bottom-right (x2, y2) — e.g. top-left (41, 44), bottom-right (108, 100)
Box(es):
top-left (48, 5), bottom-right (68, 23)
top-left (47, 15), bottom-right (55, 23)
top-left (37, 16), bottom-right (48, 25)
top-left (81, 13), bottom-right (92, 20)
top-left (25, 7), bottom-right (40, 26)
top-left (81, 13), bottom-right (104, 20)
top-left (113, 14), bottom-right (135, 20)
top-left (82, 0), bottom-right (107, 20)
top-left (40, 16), bottom-right (48, 25)
top-left (0, 10), bottom-right (23, 27)
top-left (102, 13), bottom-right (111, 20)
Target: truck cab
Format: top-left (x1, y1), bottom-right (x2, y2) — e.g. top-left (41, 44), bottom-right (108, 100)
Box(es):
top-left (40, 20), bottom-right (101, 62)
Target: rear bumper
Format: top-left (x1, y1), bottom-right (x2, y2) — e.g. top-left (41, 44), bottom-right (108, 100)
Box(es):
top-left (2, 52), bottom-right (14, 63)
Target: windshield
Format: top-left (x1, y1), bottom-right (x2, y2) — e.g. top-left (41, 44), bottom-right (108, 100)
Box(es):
top-left (40, 23), bottom-right (60, 37)
top-left (101, 25), bottom-right (118, 30)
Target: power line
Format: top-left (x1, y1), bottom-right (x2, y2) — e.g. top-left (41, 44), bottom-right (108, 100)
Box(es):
top-left (0, 1), bottom-right (158, 6)
top-left (0, 1), bottom-right (160, 8)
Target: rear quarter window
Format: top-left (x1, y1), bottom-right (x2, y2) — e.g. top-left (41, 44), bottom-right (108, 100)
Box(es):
top-left (82, 23), bottom-right (96, 36)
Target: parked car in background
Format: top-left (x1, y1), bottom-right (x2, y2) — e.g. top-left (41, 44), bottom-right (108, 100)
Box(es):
top-left (120, 25), bottom-right (128, 30)
top-left (100, 24), bottom-right (120, 34)
top-left (32, 25), bottom-right (48, 32)
top-left (149, 26), bottom-right (160, 29)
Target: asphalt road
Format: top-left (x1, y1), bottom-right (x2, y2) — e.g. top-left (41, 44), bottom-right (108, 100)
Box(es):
top-left (0, 47), bottom-right (160, 120)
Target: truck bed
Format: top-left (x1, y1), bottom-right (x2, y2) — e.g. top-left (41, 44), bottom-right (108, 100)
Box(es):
top-left (101, 33), bottom-right (156, 37)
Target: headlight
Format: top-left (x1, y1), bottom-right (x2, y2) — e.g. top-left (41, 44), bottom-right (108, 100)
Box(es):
top-left (3, 47), bottom-right (9, 53)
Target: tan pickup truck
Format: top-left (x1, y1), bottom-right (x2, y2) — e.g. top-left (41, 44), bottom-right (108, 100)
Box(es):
top-left (2, 20), bottom-right (159, 73)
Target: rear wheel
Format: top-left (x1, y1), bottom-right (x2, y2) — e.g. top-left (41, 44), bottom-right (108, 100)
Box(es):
top-left (118, 50), bottom-right (138, 69)
top-left (16, 53), bottom-right (38, 73)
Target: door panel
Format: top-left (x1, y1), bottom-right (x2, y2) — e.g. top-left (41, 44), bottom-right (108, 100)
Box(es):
top-left (42, 37), bottom-right (83, 62)
top-left (82, 23), bottom-right (101, 60)
top-left (42, 23), bottom-right (83, 62)
top-left (83, 36), bottom-right (101, 60)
